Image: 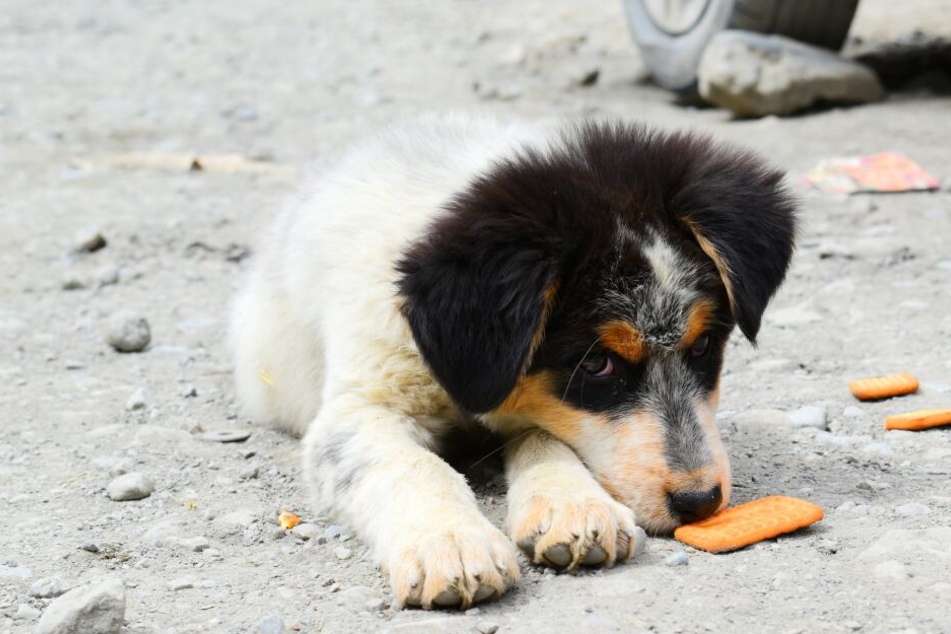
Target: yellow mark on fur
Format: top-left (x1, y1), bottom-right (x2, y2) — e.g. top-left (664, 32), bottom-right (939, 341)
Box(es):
top-left (598, 320), bottom-right (645, 363)
top-left (258, 368), bottom-right (275, 387)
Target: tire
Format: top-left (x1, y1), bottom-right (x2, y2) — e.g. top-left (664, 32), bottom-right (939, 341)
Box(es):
top-left (624, 0), bottom-right (861, 92)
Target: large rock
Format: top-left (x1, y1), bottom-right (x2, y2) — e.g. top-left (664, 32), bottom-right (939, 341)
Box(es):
top-left (698, 30), bottom-right (884, 117)
top-left (35, 578), bottom-right (126, 634)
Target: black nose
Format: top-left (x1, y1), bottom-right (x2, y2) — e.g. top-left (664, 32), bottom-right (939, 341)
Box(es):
top-left (669, 485), bottom-right (722, 524)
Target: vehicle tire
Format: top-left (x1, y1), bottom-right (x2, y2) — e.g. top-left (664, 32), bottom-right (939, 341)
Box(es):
top-left (623, 0), bottom-right (861, 92)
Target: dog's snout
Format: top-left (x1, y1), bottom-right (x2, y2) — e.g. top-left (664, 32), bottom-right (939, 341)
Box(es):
top-left (668, 484), bottom-right (722, 524)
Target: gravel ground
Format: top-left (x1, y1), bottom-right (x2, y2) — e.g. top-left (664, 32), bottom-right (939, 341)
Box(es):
top-left (1, 1), bottom-right (950, 633)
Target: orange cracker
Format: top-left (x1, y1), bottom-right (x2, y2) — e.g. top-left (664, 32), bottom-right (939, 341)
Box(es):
top-left (885, 409), bottom-right (951, 431)
top-left (848, 372), bottom-right (919, 401)
top-left (278, 511), bottom-right (301, 530)
top-left (674, 495), bottom-right (824, 553)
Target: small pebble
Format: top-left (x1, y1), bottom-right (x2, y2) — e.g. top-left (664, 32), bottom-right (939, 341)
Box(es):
top-left (35, 578), bottom-right (125, 634)
top-left (477, 621), bottom-right (500, 634)
top-left (125, 387), bottom-right (148, 411)
top-left (291, 524), bottom-right (321, 541)
top-left (105, 311), bottom-right (151, 353)
top-left (168, 577), bottom-right (196, 591)
top-left (665, 552), bottom-right (689, 567)
top-left (788, 405), bottom-right (828, 430)
top-left (334, 546), bottom-right (353, 560)
top-left (256, 614), bottom-right (287, 634)
top-left (324, 525), bottom-right (346, 540)
top-left (196, 429), bottom-right (252, 443)
top-left (466, 607), bottom-right (482, 616)
top-left (96, 265), bottom-right (120, 287)
top-left (365, 597), bottom-right (385, 612)
top-left (29, 576), bottom-right (71, 598)
top-left (632, 526), bottom-right (648, 558)
top-left (107, 472), bottom-right (154, 501)
top-left (74, 230), bottom-right (107, 253)
top-left (62, 275), bottom-right (88, 291)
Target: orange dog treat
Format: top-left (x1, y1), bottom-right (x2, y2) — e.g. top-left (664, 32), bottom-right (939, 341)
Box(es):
top-left (885, 409), bottom-right (951, 431)
top-left (278, 511), bottom-right (301, 530)
top-left (674, 495), bottom-right (824, 553)
top-left (848, 373), bottom-right (919, 401)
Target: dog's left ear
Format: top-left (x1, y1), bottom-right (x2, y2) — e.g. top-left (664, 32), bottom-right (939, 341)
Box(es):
top-left (673, 143), bottom-right (797, 342)
top-left (396, 213), bottom-right (563, 414)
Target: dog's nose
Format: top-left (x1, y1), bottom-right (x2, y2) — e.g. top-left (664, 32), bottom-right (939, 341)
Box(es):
top-left (669, 485), bottom-right (722, 524)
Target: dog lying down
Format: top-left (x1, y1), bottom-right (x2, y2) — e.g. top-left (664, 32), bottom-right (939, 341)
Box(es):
top-left (229, 114), bottom-right (797, 609)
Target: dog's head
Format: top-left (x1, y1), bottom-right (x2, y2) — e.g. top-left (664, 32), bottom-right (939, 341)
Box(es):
top-left (397, 122), bottom-right (796, 533)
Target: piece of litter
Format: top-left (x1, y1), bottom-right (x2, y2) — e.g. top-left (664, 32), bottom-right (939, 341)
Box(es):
top-left (278, 512), bottom-right (302, 530)
top-left (804, 152), bottom-right (939, 194)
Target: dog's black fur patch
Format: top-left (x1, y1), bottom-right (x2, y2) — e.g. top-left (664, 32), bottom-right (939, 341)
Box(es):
top-left (397, 121), bottom-right (796, 414)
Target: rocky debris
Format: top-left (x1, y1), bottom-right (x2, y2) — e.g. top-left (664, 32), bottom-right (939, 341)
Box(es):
top-left (107, 472), bottom-right (154, 501)
top-left (74, 230), bottom-right (107, 253)
top-left (698, 31), bottom-right (884, 117)
top-left (30, 576), bottom-right (72, 598)
top-left (665, 552), bottom-right (689, 567)
top-left (334, 546), bottom-right (353, 560)
top-left (477, 622), bottom-right (501, 634)
top-left (788, 406), bottom-right (828, 430)
top-left (168, 577), bottom-right (196, 591)
top-left (256, 615), bottom-right (288, 634)
top-left (105, 311), bottom-right (151, 353)
top-left (35, 578), bottom-right (126, 634)
top-left (125, 387), bottom-right (148, 411)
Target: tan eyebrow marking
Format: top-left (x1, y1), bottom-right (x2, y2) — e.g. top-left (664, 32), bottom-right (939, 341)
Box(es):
top-left (598, 320), bottom-right (645, 363)
top-left (681, 298), bottom-right (714, 349)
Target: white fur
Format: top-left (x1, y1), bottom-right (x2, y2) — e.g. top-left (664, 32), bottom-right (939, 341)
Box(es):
top-left (230, 114), bottom-right (557, 608)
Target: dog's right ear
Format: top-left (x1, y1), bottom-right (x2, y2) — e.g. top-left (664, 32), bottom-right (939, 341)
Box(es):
top-left (396, 211), bottom-right (563, 415)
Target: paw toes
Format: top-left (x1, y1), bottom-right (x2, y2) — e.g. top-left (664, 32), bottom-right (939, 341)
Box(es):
top-left (473, 584), bottom-right (496, 603)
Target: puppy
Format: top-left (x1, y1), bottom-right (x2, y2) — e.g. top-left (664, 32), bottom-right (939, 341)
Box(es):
top-left (229, 114), bottom-right (796, 609)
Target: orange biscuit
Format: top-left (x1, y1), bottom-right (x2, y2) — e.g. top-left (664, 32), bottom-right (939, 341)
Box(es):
top-left (885, 409), bottom-right (951, 431)
top-left (278, 511), bottom-right (301, 530)
top-left (848, 373), bottom-right (919, 401)
top-left (674, 495), bottom-right (824, 553)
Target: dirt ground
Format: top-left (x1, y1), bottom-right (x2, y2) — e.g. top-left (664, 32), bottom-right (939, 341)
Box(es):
top-left (1, 1), bottom-right (950, 633)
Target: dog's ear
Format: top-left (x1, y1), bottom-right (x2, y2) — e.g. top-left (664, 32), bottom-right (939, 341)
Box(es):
top-left (672, 142), bottom-right (797, 342)
top-left (396, 215), bottom-right (562, 414)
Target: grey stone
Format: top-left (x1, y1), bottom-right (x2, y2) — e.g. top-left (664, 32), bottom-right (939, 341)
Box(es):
top-left (30, 576), bottom-right (72, 598)
top-left (895, 503), bottom-right (929, 517)
top-left (96, 265), bottom-right (120, 287)
top-left (168, 577), bottom-right (196, 591)
top-left (632, 526), bottom-right (648, 558)
top-left (256, 615), bottom-right (287, 634)
top-left (35, 578), bottom-right (125, 634)
top-left (477, 621), bottom-right (501, 634)
top-left (334, 546), bottom-right (353, 560)
top-left (125, 387), bottom-right (148, 411)
top-left (106, 472), bottom-right (154, 501)
top-left (789, 405), bottom-right (828, 430)
top-left (698, 31), bottom-right (884, 117)
top-left (324, 524), bottom-right (346, 540)
top-left (195, 429), bottom-right (252, 443)
top-left (665, 551), bottom-right (689, 566)
top-left (105, 311), bottom-right (151, 353)
top-left (61, 275), bottom-right (88, 291)
top-left (290, 524), bottom-right (321, 541)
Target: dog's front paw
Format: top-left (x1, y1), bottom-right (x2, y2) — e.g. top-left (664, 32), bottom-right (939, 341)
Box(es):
top-left (510, 491), bottom-right (640, 571)
top-left (387, 519), bottom-right (520, 609)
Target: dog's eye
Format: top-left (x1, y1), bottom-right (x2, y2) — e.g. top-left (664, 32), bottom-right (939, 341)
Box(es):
top-left (580, 355), bottom-right (614, 377)
top-left (690, 334), bottom-right (710, 358)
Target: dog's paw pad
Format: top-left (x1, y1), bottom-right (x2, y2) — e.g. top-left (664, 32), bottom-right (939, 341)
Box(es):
top-left (510, 494), bottom-right (639, 571)
top-left (388, 522), bottom-right (519, 610)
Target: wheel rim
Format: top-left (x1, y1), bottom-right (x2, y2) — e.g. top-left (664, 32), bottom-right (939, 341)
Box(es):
top-left (642, 0), bottom-right (711, 35)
